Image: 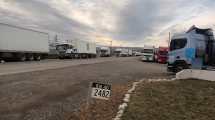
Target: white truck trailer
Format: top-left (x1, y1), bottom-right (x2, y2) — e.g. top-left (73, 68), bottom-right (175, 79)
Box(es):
top-left (0, 23), bottom-right (49, 61)
top-left (56, 39), bottom-right (97, 59)
top-left (120, 48), bottom-right (132, 57)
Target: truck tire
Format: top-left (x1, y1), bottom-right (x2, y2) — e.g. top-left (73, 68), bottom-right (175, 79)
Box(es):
top-left (34, 55), bottom-right (41, 61)
top-left (174, 61), bottom-right (190, 72)
top-left (69, 53), bottom-right (73, 59)
top-left (58, 56), bottom-right (64, 59)
top-left (27, 54), bottom-right (34, 61)
top-left (20, 54), bottom-right (27, 62)
top-left (74, 54), bottom-right (78, 59)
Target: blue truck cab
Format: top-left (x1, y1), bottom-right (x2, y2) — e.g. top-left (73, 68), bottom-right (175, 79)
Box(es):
top-left (167, 26), bottom-right (215, 72)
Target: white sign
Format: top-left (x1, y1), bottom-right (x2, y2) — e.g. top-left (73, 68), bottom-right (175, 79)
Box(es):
top-left (91, 82), bottom-right (111, 100)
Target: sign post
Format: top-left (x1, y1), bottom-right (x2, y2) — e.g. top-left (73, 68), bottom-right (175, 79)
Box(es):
top-left (84, 82), bottom-right (111, 119)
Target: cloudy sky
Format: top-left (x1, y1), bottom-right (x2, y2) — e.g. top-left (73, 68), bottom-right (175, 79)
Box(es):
top-left (0, 0), bottom-right (214, 47)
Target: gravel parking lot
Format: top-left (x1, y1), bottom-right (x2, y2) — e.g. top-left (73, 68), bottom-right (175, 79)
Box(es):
top-left (0, 57), bottom-right (172, 120)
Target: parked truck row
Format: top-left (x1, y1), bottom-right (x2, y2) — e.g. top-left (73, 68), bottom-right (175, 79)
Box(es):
top-left (140, 46), bottom-right (169, 63)
top-left (2, 22), bottom-right (214, 71)
top-left (0, 23), bottom-right (136, 62)
top-left (0, 23), bottom-right (99, 61)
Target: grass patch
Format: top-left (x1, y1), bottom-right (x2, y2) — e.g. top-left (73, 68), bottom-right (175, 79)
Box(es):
top-left (122, 80), bottom-right (215, 120)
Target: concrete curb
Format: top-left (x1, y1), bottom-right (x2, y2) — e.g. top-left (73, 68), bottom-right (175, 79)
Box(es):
top-left (176, 69), bottom-right (215, 81)
top-left (113, 80), bottom-right (143, 120)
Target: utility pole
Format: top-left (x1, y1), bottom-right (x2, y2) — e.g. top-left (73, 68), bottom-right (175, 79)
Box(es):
top-left (168, 32), bottom-right (171, 47)
top-left (54, 34), bottom-right (59, 46)
top-left (110, 40), bottom-right (113, 56)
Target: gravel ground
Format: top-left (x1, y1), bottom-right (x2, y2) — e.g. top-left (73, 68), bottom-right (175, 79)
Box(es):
top-left (0, 57), bottom-right (172, 120)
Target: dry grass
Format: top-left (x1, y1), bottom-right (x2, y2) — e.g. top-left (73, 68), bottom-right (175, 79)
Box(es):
top-left (122, 79), bottom-right (215, 120)
top-left (68, 84), bottom-right (130, 120)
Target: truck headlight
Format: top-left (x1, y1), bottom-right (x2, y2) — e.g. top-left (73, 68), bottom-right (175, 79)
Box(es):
top-left (168, 56), bottom-right (175, 63)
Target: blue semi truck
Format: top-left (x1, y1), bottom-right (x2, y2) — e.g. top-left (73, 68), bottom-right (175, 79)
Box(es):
top-left (167, 25), bottom-right (215, 72)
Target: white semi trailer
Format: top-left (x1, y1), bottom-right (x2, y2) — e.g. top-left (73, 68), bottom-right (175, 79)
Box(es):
top-left (0, 23), bottom-right (49, 61)
top-left (56, 39), bottom-right (97, 59)
top-left (119, 48), bottom-right (132, 57)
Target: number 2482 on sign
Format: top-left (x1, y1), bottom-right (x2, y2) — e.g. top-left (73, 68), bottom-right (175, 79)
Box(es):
top-left (91, 83), bottom-right (111, 100)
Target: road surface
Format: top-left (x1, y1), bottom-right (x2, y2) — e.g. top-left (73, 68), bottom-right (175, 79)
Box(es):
top-left (0, 57), bottom-right (133, 76)
top-left (0, 57), bottom-right (172, 120)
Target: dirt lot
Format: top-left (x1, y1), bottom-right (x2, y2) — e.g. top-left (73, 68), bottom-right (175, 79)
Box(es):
top-left (0, 57), bottom-right (171, 120)
top-left (122, 79), bottom-right (215, 120)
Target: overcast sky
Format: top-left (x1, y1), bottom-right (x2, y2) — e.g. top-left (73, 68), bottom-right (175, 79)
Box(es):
top-left (0, 0), bottom-right (214, 47)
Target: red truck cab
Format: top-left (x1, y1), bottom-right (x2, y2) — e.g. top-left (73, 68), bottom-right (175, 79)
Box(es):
top-left (157, 47), bottom-right (169, 63)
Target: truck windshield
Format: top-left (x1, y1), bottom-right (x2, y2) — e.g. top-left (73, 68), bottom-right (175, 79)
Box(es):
top-left (56, 45), bottom-right (68, 51)
top-left (170, 38), bottom-right (187, 51)
top-left (143, 49), bottom-right (153, 53)
top-left (114, 51), bottom-right (121, 53)
top-left (101, 50), bottom-right (108, 53)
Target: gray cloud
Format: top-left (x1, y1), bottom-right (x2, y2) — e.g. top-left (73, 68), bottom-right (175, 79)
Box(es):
top-left (115, 0), bottom-right (170, 41)
top-left (0, 0), bottom-right (95, 39)
top-left (115, 0), bottom-right (214, 43)
top-left (0, 0), bottom-right (214, 46)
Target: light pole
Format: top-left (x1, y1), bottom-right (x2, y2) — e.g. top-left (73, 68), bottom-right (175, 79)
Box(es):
top-left (109, 40), bottom-right (113, 56)
top-left (168, 32), bottom-right (171, 48)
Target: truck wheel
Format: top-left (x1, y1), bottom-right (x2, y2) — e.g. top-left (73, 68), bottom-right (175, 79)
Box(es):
top-left (175, 62), bottom-right (189, 73)
top-left (175, 66), bottom-right (183, 73)
top-left (20, 54), bottom-right (27, 61)
top-left (34, 55), bottom-right (41, 61)
top-left (69, 54), bottom-right (73, 59)
top-left (74, 54), bottom-right (78, 59)
top-left (28, 54), bottom-right (34, 61)
top-left (58, 56), bottom-right (64, 59)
